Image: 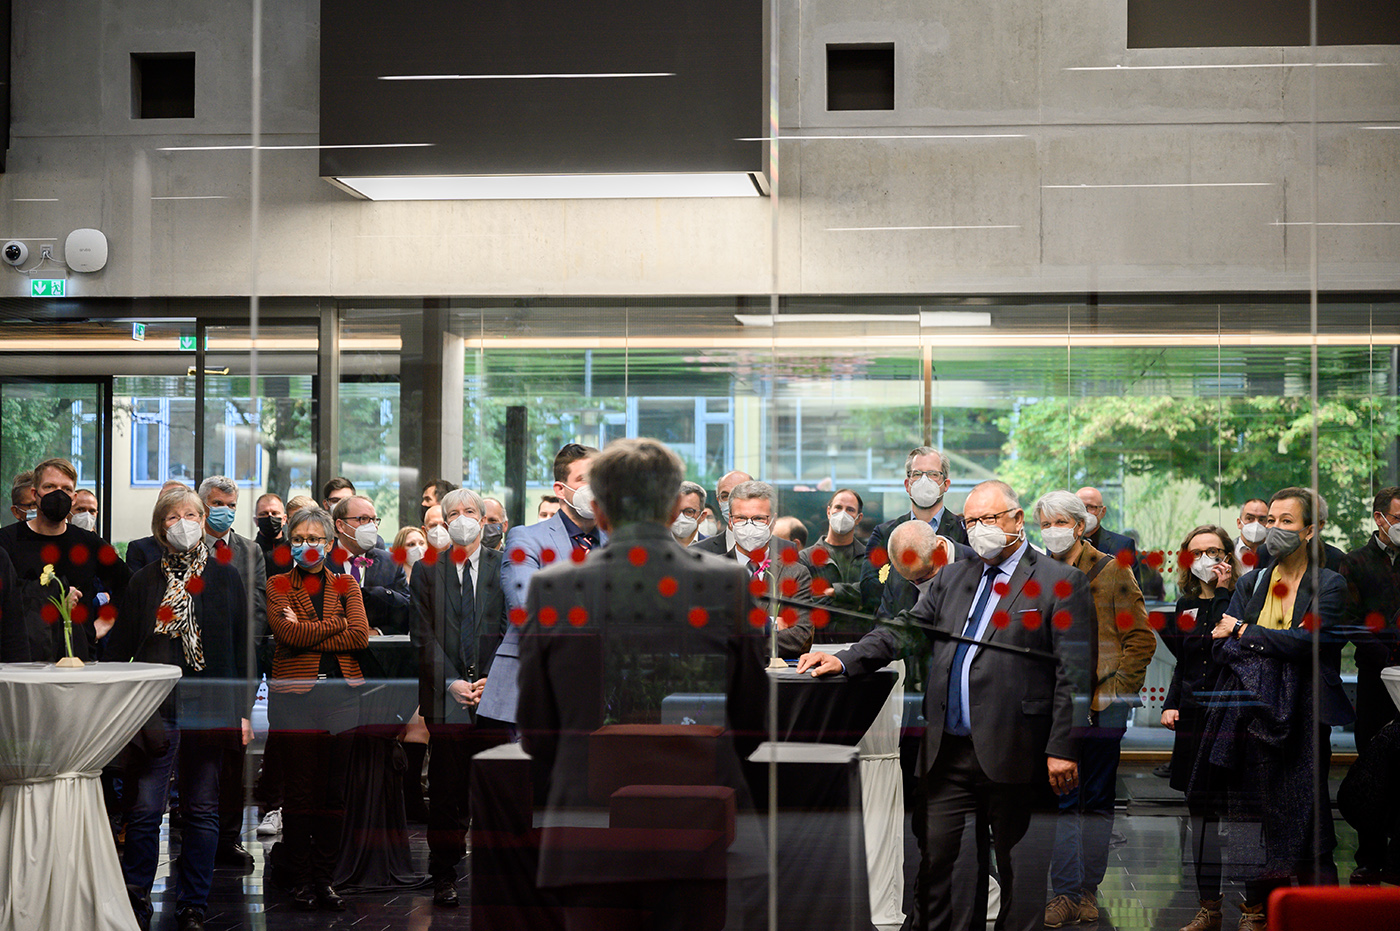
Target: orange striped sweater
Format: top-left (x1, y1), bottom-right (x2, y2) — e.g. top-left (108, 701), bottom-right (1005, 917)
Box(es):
top-left (266, 567), bottom-right (370, 693)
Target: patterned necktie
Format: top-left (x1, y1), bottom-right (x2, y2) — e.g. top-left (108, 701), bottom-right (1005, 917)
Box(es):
top-left (576, 531), bottom-right (598, 552)
top-left (944, 565), bottom-right (1000, 736)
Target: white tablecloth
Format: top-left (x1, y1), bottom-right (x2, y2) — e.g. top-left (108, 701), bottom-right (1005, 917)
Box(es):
top-left (1383, 666), bottom-right (1400, 708)
top-left (0, 662), bottom-right (181, 931)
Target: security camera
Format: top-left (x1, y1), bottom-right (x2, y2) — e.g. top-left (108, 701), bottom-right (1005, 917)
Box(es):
top-left (2, 241), bottom-right (27, 266)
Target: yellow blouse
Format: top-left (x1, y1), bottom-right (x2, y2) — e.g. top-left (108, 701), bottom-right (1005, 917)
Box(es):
top-left (1255, 565), bottom-right (1291, 630)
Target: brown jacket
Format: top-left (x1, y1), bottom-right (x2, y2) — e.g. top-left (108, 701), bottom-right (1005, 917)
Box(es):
top-left (266, 567), bottom-right (370, 693)
top-left (1071, 542), bottom-right (1155, 713)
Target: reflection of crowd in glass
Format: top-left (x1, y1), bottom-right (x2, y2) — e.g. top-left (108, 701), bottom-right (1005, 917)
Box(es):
top-left (2, 446), bottom-right (1398, 931)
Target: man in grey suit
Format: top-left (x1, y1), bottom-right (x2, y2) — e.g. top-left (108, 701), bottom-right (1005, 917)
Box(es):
top-left (691, 479), bottom-right (817, 658)
top-left (409, 487), bottom-right (509, 907)
top-left (800, 480), bottom-right (1092, 931)
top-left (517, 438), bottom-right (768, 927)
top-left (479, 443), bottom-right (607, 724)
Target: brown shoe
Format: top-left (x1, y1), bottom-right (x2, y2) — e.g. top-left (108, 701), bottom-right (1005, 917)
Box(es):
top-left (1045, 894), bottom-right (1080, 928)
top-left (1077, 890), bottom-right (1099, 922)
top-left (1236, 901), bottom-right (1265, 931)
top-left (1179, 898), bottom-right (1222, 931)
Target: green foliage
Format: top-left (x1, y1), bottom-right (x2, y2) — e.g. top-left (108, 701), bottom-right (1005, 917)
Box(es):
top-left (1, 395), bottom-right (70, 488)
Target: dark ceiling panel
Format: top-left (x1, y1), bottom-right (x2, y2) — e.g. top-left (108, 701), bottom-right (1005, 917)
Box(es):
top-left (319, 0), bottom-right (764, 178)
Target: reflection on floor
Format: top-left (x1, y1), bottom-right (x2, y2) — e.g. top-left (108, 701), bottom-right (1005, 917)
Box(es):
top-left (147, 762), bottom-right (1362, 930)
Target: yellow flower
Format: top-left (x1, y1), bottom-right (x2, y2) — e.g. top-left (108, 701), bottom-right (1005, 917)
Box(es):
top-left (39, 564), bottom-right (55, 586)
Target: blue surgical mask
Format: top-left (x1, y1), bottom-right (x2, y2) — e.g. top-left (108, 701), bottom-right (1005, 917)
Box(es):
top-left (24, 509), bottom-right (37, 521)
top-left (291, 542), bottom-right (323, 570)
top-left (207, 504), bottom-right (236, 534)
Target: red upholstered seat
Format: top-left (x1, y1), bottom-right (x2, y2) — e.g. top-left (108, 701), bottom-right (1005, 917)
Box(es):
top-left (587, 724), bottom-right (725, 801)
top-left (1269, 885), bottom-right (1400, 930)
top-left (610, 784), bottom-right (738, 847)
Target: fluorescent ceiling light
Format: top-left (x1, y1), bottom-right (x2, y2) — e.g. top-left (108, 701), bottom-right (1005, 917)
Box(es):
top-left (380, 72), bottom-right (674, 81)
top-left (737, 133), bottom-right (1026, 142)
top-left (920, 311), bottom-right (993, 327)
top-left (735, 313), bottom-right (919, 327)
top-left (1272, 221), bottom-right (1400, 226)
top-left (151, 195), bottom-right (229, 201)
top-left (12, 198), bottom-right (58, 203)
top-left (1043, 182), bottom-right (1272, 189)
top-left (825, 225), bottom-right (1020, 232)
top-left (1066, 62), bottom-right (1383, 71)
top-left (158, 143), bottom-right (434, 152)
top-left (331, 173), bottom-right (765, 200)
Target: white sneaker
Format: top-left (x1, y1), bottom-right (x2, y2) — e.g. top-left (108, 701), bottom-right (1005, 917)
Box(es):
top-left (256, 808), bottom-right (282, 836)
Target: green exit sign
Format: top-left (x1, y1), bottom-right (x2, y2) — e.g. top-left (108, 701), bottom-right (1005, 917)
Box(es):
top-left (31, 279), bottom-right (66, 298)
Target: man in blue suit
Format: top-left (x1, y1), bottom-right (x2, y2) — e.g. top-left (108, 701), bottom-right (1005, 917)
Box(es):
top-left (478, 443), bottom-right (607, 724)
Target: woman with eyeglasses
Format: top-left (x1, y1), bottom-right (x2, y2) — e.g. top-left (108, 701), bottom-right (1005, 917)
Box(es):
top-left (1160, 524), bottom-right (1241, 931)
top-left (105, 487), bottom-right (248, 931)
top-left (265, 506), bottom-right (369, 912)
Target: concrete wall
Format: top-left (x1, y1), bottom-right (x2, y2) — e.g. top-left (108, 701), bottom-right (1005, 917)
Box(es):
top-left (1, 0), bottom-right (1396, 299)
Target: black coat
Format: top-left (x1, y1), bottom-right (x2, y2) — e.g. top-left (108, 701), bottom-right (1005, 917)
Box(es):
top-left (858, 509), bottom-right (968, 613)
top-left (1164, 590), bottom-right (1232, 793)
top-left (408, 546), bottom-right (507, 724)
top-left (329, 546), bottom-right (411, 635)
top-left (0, 547), bottom-right (28, 662)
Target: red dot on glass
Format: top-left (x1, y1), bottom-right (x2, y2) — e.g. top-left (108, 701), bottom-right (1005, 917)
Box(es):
top-left (1148, 611), bottom-right (1166, 630)
top-left (1021, 579), bottom-right (1042, 599)
top-left (271, 575), bottom-right (292, 594)
top-left (991, 609), bottom-right (1010, 629)
top-left (155, 605), bottom-right (174, 623)
top-left (540, 547), bottom-right (557, 565)
top-left (185, 577), bottom-right (205, 595)
top-left (333, 574), bottom-right (354, 594)
top-left (658, 576), bottom-right (679, 598)
top-left (688, 607), bottom-right (709, 628)
top-left (99, 545), bottom-right (119, 566)
top-left (69, 544), bottom-right (90, 566)
top-left (993, 580), bottom-right (1009, 597)
top-left (390, 546), bottom-right (408, 565)
top-left (870, 548), bottom-right (888, 568)
top-left (1115, 611), bottom-right (1134, 630)
top-left (749, 578), bottom-right (767, 598)
top-left (1146, 550), bottom-right (1165, 569)
top-left (71, 603), bottom-right (89, 624)
top-left (1115, 549), bottom-right (1134, 567)
top-left (274, 545), bottom-right (292, 567)
top-left (452, 546), bottom-right (469, 564)
top-left (1242, 550), bottom-right (1258, 568)
top-left (628, 547), bottom-right (648, 567)
top-left (40, 544), bottom-right (60, 566)
top-left (749, 607), bottom-right (768, 628)
top-left (422, 547), bottom-right (440, 566)
top-left (571, 547), bottom-right (588, 563)
top-left (1022, 610), bottom-right (1043, 631)
top-left (811, 549), bottom-right (830, 567)
top-left (1052, 610), bottom-right (1073, 630)
top-left (931, 546), bottom-right (949, 568)
top-left (900, 548), bottom-right (918, 566)
top-left (331, 546), bottom-right (350, 564)
top-left (1177, 612), bottom-right (1196, 632)
top-left (779, 607), bottom-right (798, 626)
top-left (1366, 611), bottom-right (1385, 632)
top-left (812, 608), bottom-right (830, 629)
top-left (509, 607), bottom-right (528, 627)
top-left (568, 606), bottom-right (588, 627)
top-left (1271, 581), bottom-right (1290, 600)
top-left (509, 547), bottom-right (527, 564)
top-left (1176, 549), bottom-right (1194, 571)
top-left (40, 603), bottom-right (59, 624)
top-left (539, 606), bottom-right (558, 627)
top-left (98, 603), bottom-right (117, 621)
top-left (304, 575), bottom-right (322, 595)
top-left (780, 548), bottom-right (798, 565)
top-left (216, 545), bottom-right (234, 564)
top-left (1053, 579), bottom-right (1073, 599)
top-left (780, 578), bottom-right (798, 597)
top-left (1301, 612), bottom-right (1318, 632)
top-left (811, 579), bottom-right (832, 597)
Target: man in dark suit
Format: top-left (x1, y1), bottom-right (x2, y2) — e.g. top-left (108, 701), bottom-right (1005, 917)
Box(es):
top-left (1338, 486), bottom-right (1400, 884)
top-left (691, 479), bottom-right (817, 657)
top-left (800, 479), bottom-right (1092, 931)
top-left (480, 443), bottom-right (607, 725)
top-left (408, 487), bottom-right (508, 907)
top-left (329, 494), bottom-right (410, 635)
top-left (517, 438), bottom-right (767, 928)
top-left (859, 447), bottom-right (969, 613)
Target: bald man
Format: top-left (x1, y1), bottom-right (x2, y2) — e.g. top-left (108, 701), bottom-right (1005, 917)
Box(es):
top-left (710, 470), bottom-right (753, 553)
top-left (1075, 487), bottom-right (1137, 566)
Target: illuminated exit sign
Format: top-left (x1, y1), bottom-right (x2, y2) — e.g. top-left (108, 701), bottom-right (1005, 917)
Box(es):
top-left (31, 279), bottom-right (66, 297)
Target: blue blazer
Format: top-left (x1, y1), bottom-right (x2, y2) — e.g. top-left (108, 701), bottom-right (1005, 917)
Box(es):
top-left (125, 535), bottom-right (164, 574)
top-left (328, 545), bottom-right (411, 635)
top-left (479, 513), bottom-right (608, 723)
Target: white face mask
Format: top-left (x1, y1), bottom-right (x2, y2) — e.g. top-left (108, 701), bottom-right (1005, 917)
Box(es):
top-left (406, 543), bottom-right (427, 566)
top-left (733, 520), bottom-right (772, 553)
top-left (699, 517), bottom-right (719, 538)
top-left (70, 511), bottom-right (97, 533)
top-left (167, 518), bottom-right (203, 552)
top-left (1083, 511), bottom-right (1100, 535)
top-left (1240, 520), bottom-right (1267, 544)
top-left (909, 476), bottom-right (944, 510)
top-left (828, 509), bottom-right (856, 536)
top-left (567, 483), bottom-right (595, 520)
top-left (426, 524), bottom-right (452, 551)
top-left (1190, 555), bottom-right (1221, 583)
top-left (449, 514), bottom-right (482, 547)
top-left (353, 521), bottom-right (380, 551)
top-left (1383, 516), bottom-right (1400, 547)
top-left (1041, 525), bottom-right (1077, 556)
top-left (671, 514), bottom-right (698, 541)
top-left (967, 521), bottom-right (1019, 560)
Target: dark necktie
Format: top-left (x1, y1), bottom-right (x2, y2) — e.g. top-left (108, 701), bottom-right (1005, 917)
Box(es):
top-left (576, 531), bottom-right (598, 552)
top-left (457, 561), bottom-right (476, 672)
top-left (944, 565), bottom-right (1000, 736)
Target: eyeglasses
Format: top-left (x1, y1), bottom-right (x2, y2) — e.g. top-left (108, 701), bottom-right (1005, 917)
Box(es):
top-left (906, 470), bottom-right (946, 481)
top-left (962, 508), bottom-right (1016, 528)
top-left (680, 507), bottom-right (702, 519)
top-left (1188, 547), bottom-right (1227, 560)
top-left (290, 536), bottom-right (327, 547)
top-left (732, 516), bottom-right (771, 528)
top-left (340, 514), bottom-right (377, 525)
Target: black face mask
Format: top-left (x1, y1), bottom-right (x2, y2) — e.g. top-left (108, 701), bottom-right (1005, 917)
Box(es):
top-left (257, 514), bottom-right (284, 538)
top-left (40, 489), bottom-right (73, 523)
top-left (481, 523), bottom-right (505, 550)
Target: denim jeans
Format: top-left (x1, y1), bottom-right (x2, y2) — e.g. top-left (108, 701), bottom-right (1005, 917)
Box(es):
top-left (122, 715), bottom-right (225, 916)
top-left (1048, 730), bottom-right (1124, 897)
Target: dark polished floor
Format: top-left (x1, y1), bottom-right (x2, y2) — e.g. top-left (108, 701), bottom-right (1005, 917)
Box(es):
top-left (145, 761), bottom-right (1366, 931)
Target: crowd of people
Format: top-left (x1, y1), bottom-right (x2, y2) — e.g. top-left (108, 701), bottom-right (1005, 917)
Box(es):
top-left (1, 443), bottom-right (1398, 931)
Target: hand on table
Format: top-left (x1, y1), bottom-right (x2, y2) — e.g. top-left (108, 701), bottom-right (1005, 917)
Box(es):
top-left (795, 652), bottom-right (842, 677)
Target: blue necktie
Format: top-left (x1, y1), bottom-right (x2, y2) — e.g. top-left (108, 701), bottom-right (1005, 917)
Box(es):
top-left (944, 565), bottom-right (1000, 736)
